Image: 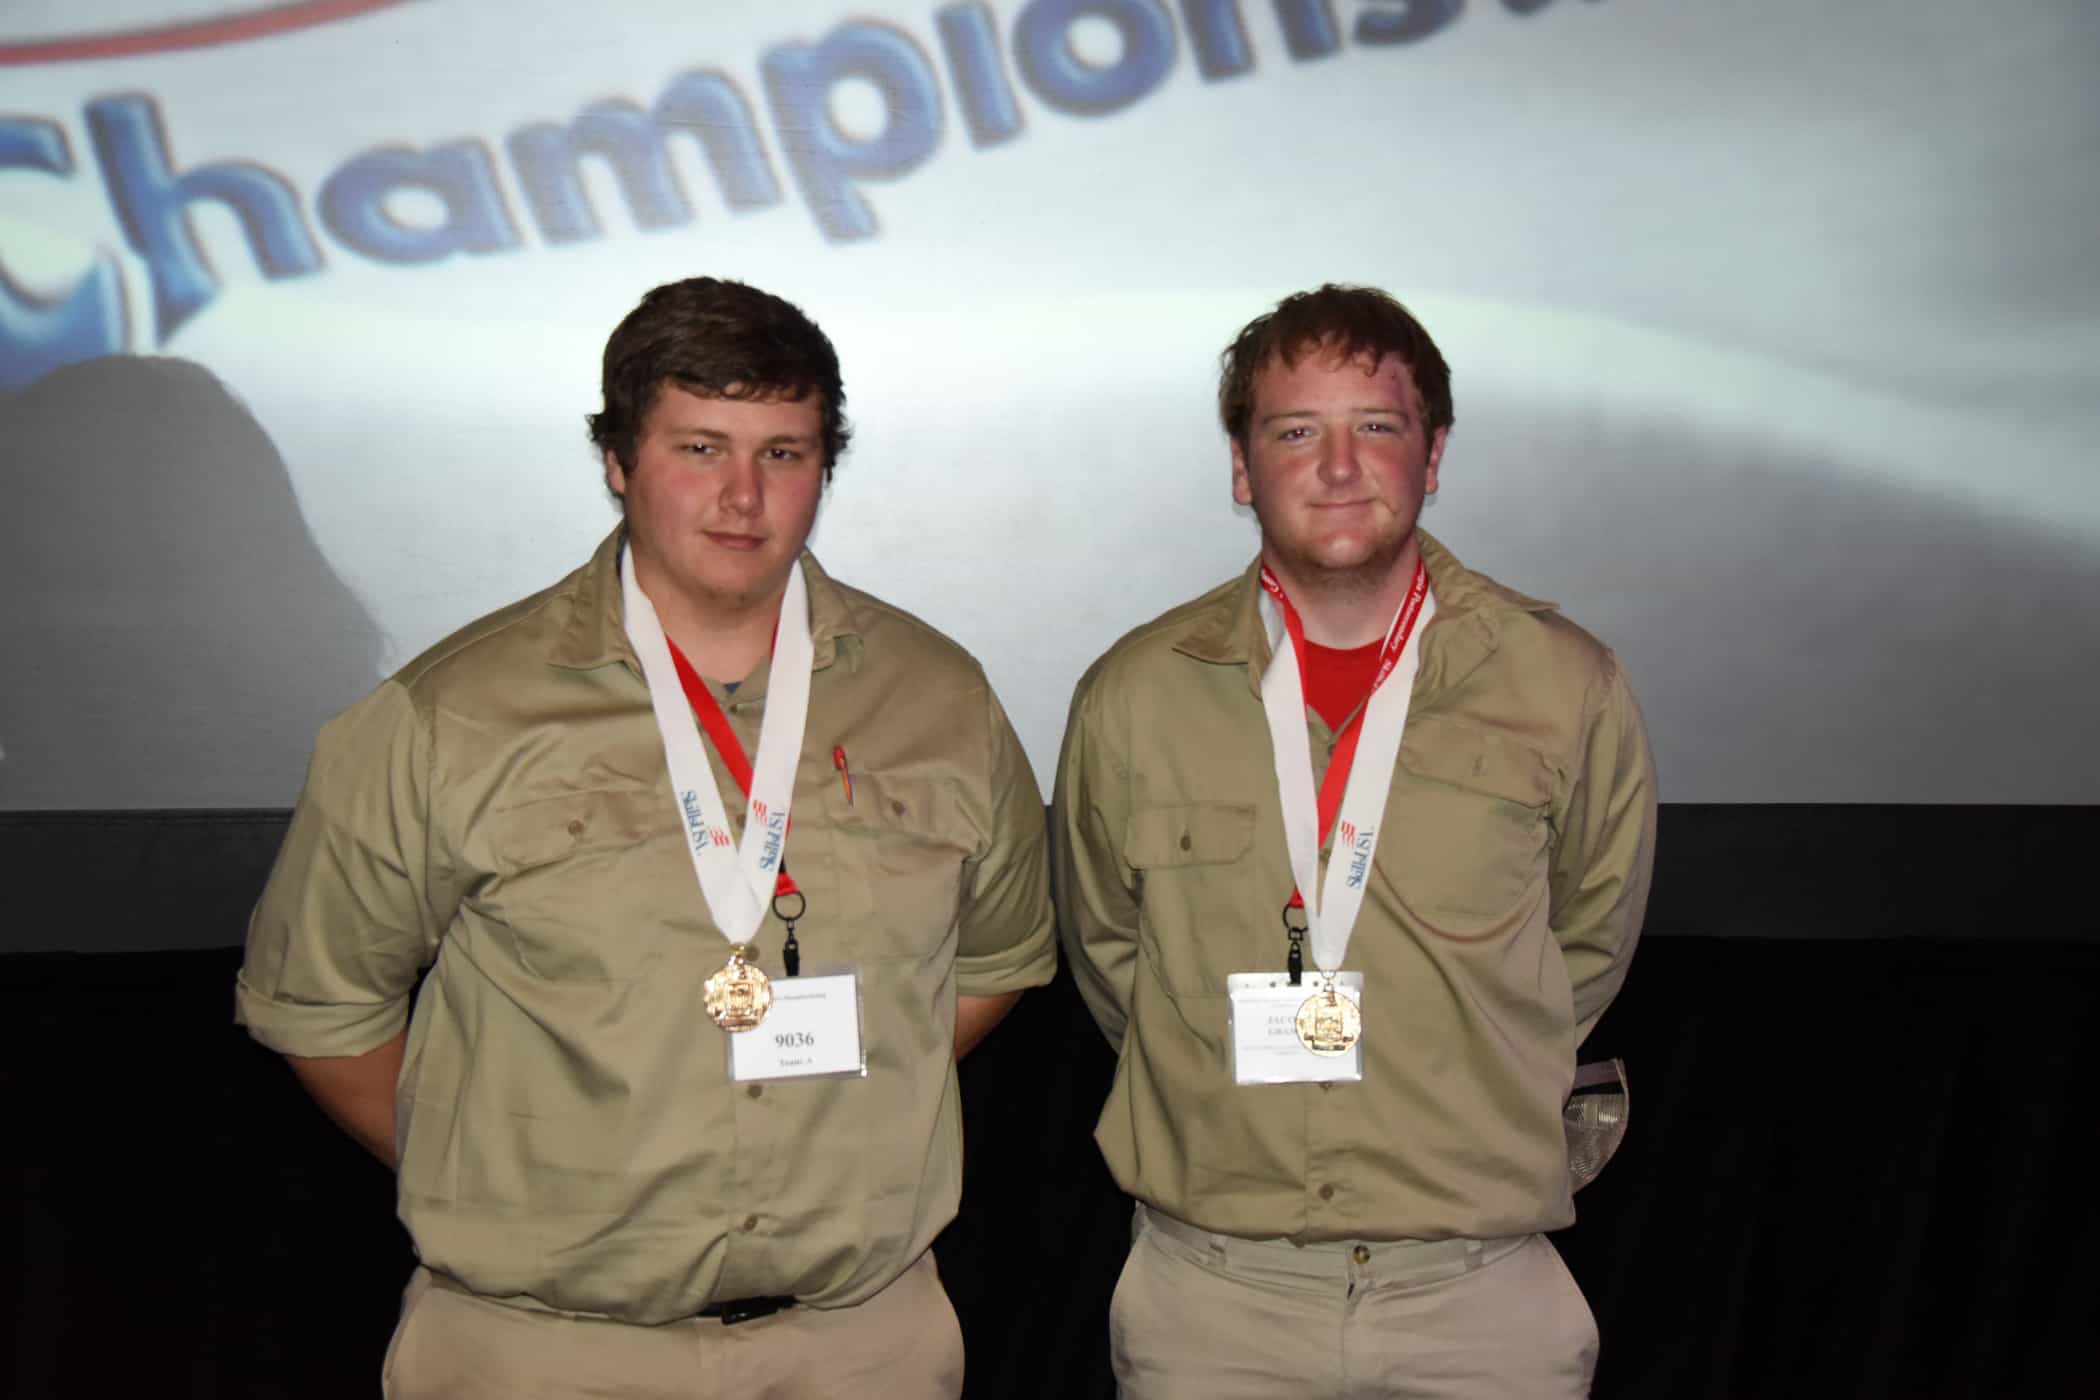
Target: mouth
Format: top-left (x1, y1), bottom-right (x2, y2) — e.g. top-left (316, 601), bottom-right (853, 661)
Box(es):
top-left (704, 530), bottom-right (767, 552)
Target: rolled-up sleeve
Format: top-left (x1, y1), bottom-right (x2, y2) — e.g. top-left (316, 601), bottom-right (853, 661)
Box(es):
top-left (952, 684), bottom-right (1057, 997)
top-left (1548, 655), bottom-right (1658, 1042)
top-left (1051, 662), bottom-right (1141, 1050)
top-left (236, 680), bottom-right (450, 1056)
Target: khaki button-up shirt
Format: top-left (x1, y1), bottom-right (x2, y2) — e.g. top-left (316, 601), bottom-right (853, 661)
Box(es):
top-left (1053, 532), bottom-right (1655, 1243)
top-left (238, 530), bottom-right (1056, 1322)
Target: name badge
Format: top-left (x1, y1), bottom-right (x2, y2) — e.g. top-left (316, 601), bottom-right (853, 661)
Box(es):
top-left (728, 972), bottom-right (867, 1081)
top-left (1226, 972), bottom-right (1366, 1085)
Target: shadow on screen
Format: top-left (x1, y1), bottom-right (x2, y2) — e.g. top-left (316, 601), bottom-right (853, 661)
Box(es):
top-left (1438, 399), bottom-right (2100, 804)
top-left (0, 355), bottom-right (384, 808)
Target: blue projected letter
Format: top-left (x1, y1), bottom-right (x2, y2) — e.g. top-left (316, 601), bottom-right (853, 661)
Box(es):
top-left (1180, 1), bottom-right (1343, 75)
top-left (317, 143), bottom-right (522, 264)
top-left (510, 102), bottom-right (697, 244)
top-left (1275, 0), bottom-right (1342, 60)
top-left (1014, 0), bottom-right (1177, 117)
top-left (938, 3), bottom-right (1024, 146)
top-left (1182, 1), bottom-right (1347, 76)
top-left (0, 118), bottom-right (127, 389)
top-left (508, 75), bottom-right (782, 245)
top-left (86, 94), bottom-right (321, 343)
top-left (656, 72), bottom-right (783, 210)
top-left (1180, 0), bottom-right (1254, 80)
top-left (1356, 0), bottom-right (1462, 44)
top-left (762, 22), bottom-right (944, 243)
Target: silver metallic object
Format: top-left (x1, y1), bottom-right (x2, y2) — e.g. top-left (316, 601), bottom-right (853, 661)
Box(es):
top-left (1564, 1058), bottom-right (1629, 1191)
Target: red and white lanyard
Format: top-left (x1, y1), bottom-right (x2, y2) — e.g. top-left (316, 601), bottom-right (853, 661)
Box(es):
top-left (624, 545), bottom-right (810, 944)
top-left (1257, 559), bottom-right (1434, 976)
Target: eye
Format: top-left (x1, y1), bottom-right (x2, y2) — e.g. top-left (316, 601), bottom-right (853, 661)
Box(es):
top-left (1277, 425), bottom-right (1312, 442)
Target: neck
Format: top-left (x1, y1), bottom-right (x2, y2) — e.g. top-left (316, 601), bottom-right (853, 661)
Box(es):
top-left (665, 609), bottom-right (777, 688)
top-left (1264, 537), bottom-right (1422, 648)
top-left (633, 558), bottom-right (787, 687)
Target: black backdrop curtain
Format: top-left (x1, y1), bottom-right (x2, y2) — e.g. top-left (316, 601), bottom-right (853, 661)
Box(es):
top-left (3, 806), bottom-right (2096, 1398)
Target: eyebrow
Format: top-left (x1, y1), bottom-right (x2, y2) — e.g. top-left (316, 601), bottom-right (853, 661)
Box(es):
top-left (1256, 406), bottom-right (1411, 425)
top-left (662, 426), bottom-right (818, 445)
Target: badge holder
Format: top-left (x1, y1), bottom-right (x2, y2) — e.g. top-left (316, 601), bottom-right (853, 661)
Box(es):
top-left (724, 889), bottom-right (869, 1082)
top-left (1564, 1058), bottom-right (1629, 1190)
top-left (1227, 902), bottom-right (1365, 1085)
top-left (1226, 971), bottom-right (1366, 1085)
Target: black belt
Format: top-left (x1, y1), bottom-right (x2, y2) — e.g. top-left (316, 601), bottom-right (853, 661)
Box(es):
top-left (698, 1295), bottom-right (796, 1325)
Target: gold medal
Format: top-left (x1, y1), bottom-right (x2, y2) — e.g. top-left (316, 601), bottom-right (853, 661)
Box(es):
top-left (1295, 984), bottom-right (1361, 1055)
top-left (704, 944), bottom-right (772, 1031)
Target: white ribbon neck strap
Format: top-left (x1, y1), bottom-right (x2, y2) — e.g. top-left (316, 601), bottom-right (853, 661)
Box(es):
top-left (1257, 579), bottom-right (1436, 974)
top-left (622, 544), bottom-right (814, 943)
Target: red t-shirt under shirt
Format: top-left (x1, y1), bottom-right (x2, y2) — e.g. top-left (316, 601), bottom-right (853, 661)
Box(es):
top-left (1301, 637), bottom-right (1384, 732)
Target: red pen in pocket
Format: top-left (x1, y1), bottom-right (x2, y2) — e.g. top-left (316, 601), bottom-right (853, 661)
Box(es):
top-left (833, 745), bottom-right (853, 805)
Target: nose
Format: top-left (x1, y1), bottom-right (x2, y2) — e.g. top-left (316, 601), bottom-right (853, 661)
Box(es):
top-left (1316, 429), bottom-right (1361, 485)
top-left (719, 453), bottom-right (763, 515)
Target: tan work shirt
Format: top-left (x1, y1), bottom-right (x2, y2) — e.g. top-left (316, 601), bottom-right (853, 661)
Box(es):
top-left (1053, 531), bottom-right (1656, 1243)
top-left (238, 530), bottom-right (1057, 1323)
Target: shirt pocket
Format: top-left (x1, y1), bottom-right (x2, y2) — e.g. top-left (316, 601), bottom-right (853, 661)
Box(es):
top-left (473, 787), bottom-right (677, 982)
top-left (1122, 801), bottom-right (1257, 994)
top-left (1383, 717), bottom-right (1552, 936)
top-left (822, 772), bottom-right (971, 964)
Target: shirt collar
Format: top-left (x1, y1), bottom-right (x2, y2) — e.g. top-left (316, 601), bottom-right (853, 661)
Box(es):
top-left (1169, 529), bottom-right (1557, 696)
top-left (546, 526), bottom-right (864, 676)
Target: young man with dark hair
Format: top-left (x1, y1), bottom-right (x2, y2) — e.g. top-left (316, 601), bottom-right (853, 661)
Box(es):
top-left (239, 277), bottom-right (1055, 1398)
top-left (1054, 283), bottom-right (1656, 1398)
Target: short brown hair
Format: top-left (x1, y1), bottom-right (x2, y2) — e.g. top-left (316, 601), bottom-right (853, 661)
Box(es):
top-left (587, 277), bottom-right (852, 479)
top-left (1218, 284), bottom-right (1453, 446)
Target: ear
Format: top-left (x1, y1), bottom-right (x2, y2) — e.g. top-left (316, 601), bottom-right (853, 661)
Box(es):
top-left (1230, 436), bottom-right (1254, 507)
top-left (1424, 426), bottom-right (1447, 496)
top-left (603, 448), bottom-right (629, 500)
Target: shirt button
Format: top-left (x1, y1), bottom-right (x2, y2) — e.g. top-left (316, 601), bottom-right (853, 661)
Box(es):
top-left (746, 1084), bottom-right (763, 1099)
top-left (1318, 1184), bottom-right (1335, 1202)
top-left (1318, 1082), bottom-right (1332, 1093)
top-left (1179, 832), bottom-right (1191, 851)
top-left (741, 1215), bottom-right (759, 1233)
top-left (1351, 1245), bottom-right (1371, 1265)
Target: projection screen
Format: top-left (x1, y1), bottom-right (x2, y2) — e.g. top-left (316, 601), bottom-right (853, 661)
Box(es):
top-left (3, 0), bottom-right (2097, 810)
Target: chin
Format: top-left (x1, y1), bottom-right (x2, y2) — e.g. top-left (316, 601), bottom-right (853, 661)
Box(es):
top-left (1280, 534), bottom-right (1412, 588)
top-left (1306, 542), bottom-right (1389, 572)
top-left (706, 560), bottom-right (795, 603)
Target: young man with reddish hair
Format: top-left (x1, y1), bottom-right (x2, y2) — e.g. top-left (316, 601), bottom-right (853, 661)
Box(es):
top-left (1055, 284), bottom-right (1656, 1398)
top-left (239, 277), bottom-right (1055, 1398)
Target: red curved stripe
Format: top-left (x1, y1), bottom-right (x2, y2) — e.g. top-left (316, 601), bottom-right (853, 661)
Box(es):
top-left (0, 0), bottom-right (418, 66)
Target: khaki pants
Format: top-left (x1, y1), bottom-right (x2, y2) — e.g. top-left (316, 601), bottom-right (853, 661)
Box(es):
top-left (1111, 1207), bottom-right (1598, 1400)
top-left (382, 1249), bottom-right (964, 1400)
